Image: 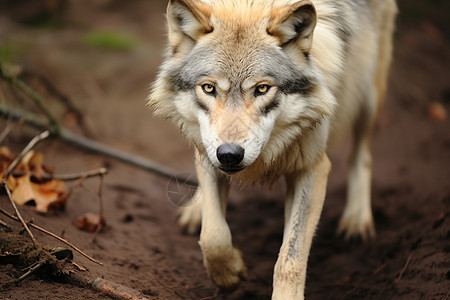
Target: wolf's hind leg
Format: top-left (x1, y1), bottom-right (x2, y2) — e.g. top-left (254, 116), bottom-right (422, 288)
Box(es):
top-left (338, 2), bottom-right (396, 240)
top-left (337, 93), bottom-right (377, 240)
top-left (337, 135), bottom-right (375, 240)
top-left (178, 189), bottom-right (202, 234)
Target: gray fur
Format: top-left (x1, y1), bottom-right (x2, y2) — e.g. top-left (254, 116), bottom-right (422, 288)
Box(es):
top-left (287, 189), bottom-right (309, 259)
top-left (169, 43), bottom-right (316, 102)
top-left (261, 48), bottom-right (316, 95)
top-left (168, 47), bottom-right (216, 92)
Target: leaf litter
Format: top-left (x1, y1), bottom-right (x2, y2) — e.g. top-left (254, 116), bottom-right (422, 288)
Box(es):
top-left (1, 146), bottom-right (67, 213)
top-left (0, 133), bottom-right (105, 288)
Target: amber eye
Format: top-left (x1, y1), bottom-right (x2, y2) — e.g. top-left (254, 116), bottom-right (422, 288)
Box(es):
top-left (255, 84), bottom-right (270, 96)
top-left (201, 83), bottom-right (216, 96)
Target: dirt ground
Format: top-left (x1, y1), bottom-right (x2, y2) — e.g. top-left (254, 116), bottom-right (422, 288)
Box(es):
top-left (0, 0), bottom-right (449, 299)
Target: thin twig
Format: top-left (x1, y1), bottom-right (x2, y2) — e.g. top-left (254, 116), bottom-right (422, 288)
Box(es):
top-left (0, 63), bottom-right (59, 132)
top-left (0, 118), bottom-right (25, 144)
top-left (2, 180), bottom-right (39, 246)
top-left (0, 218), bottom-right (11, 229)
top-left (0, 104), bottom-right (198, 186)
top-left (93, 174), bottom-right (105, 238)
top-left (14, 260), bottom-right (46, 284)
top-left (98, 174), bottom-right (104, 219)
top-left (71, 260), bottom-right (87, 271)
top-left (12, 167), bottom-right (108, 181)
top-left (58, 167), bottom-right (108, 181)
top-left (18, 218), bottom-right (35, 235)
top-left (21, 260), bottom-right (41, 273)
top-left (0, 207), bottom-right (103, 266)
top-left (394, 255), bottom-right (412, 284)
top-left (65, 167), bottom-right (98, 201)
top-left (5, 130), bottom-right (50, 176)
top-left (11, 248), bottom-right (72, 284)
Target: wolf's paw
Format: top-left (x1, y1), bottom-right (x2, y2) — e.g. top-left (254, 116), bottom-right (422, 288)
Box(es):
top-left (204, 247), bottom-right (247, 292)
top-left (337, 212), bottom-right (375, 241)
top-left (178, 202), bottom-right (202, 235)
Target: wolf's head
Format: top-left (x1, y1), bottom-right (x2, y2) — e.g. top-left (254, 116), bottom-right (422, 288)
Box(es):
top-left (149, 0), bottom-right (335, 174)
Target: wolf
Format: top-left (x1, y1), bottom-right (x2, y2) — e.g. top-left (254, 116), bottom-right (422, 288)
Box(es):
top-left (148, 0), bottom-right (397, 298)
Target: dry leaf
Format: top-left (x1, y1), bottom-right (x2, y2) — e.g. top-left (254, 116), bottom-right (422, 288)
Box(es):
top-left (76, 213), bottom-right (106, 233)
top-left (7, 174), bottom-right (66, 213)
top-left (3, 148), bottom-right (67, 213)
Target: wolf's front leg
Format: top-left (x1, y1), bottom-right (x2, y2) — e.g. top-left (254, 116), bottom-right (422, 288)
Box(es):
top-left (272, 153), bottom-right (331, 300)
top-left (197, 154), bottom-right (247, 291)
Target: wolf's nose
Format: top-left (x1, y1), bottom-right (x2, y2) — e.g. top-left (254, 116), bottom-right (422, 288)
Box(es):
top-left (217, 143), bottom-right (245, 167)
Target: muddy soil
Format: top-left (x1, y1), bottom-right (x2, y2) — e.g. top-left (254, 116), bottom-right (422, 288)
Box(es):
top-left (0, 1), bottom-right (449, 299)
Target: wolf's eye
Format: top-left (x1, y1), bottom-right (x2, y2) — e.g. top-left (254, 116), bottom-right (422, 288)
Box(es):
top-left (255, 84), bottom-right (270, 96)
top-left (201, 84), bottom-right (216, 96)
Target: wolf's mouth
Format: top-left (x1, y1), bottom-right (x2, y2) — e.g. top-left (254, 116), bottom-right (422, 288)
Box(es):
top-left (219, 166), bottom-right (245, 174)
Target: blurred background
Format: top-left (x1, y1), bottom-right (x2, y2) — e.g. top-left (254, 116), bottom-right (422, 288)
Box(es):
top-left (0, 1), bottom-right (449, 299)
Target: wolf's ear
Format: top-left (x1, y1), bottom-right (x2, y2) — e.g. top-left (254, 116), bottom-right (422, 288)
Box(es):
top-left (167, 0), bottom-right (212, 49)
top-left (267, 1), bottom-right (316, 52)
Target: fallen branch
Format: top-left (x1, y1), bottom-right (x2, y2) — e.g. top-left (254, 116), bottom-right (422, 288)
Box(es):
top-left (0, 102), bottom-right (48, 132)
top-left (0, 104), bottom-right (198, 186)
top-left (66, 274), bottom-right (150, 300)
top-left (2, 180), bottom-right (39, 247)
top-left (90, 277), bottom-right (149, 300)
top-left (59, 128), bottom-right (198, 184)
top-left (20, 70), bottom-right (95, 138)
top-left (5, 130), bottom-right (50, 176)
top-left (0, 207), bottom-right (103, 266)
top-left (0, 66), bottom-right (198, 185)
top-left (0, 63), bottom-right (59, 132)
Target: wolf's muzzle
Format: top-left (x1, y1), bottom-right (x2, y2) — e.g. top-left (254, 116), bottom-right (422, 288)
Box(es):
top-left (217, 143), bottom-right (245, 173)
